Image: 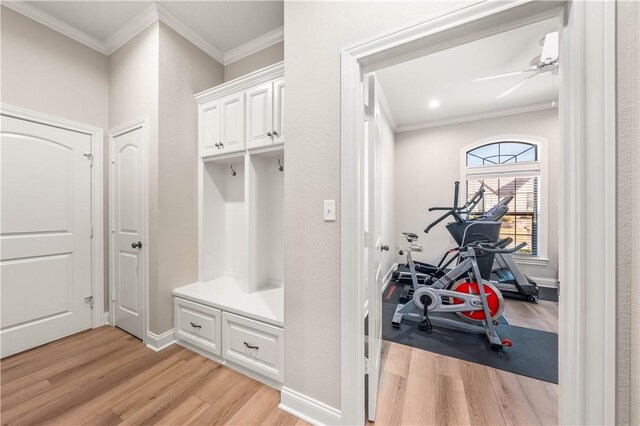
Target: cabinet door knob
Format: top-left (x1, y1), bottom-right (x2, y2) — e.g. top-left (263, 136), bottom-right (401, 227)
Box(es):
top-left (272, 130), bottom-right (278, 136)
top-left (190, 322), bottom-right (202, 329)
top-left (219, 142), bottom-right (224, 148)
top-left (131, 241), bottom-right (142, 249)
top-left (266, 132), bottom-right (272, 137)
top-left (244, 341), bottom-right (259, 350)
top-left (214, 143), bottom-right (219, 148)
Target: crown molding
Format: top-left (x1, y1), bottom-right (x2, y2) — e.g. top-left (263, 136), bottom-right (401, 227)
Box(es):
top-left (224, 26), bottom-right (284, 65)
top-left (395, 102), bottom-right (558, 133)
top-left (2, 0), bottom-right (105, 53)
top-left (103, 3), bottom-right (158, 55)
top-left (195, 61), bottom-right (284, 103)
top-left (155, 3), bottom-right (225, 64)
top-left (4, 1), bottom-right (280, 65)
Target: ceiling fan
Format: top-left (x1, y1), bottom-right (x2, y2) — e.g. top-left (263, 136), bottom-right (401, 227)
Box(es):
top-left (474, 31), bottom-right (559, 98)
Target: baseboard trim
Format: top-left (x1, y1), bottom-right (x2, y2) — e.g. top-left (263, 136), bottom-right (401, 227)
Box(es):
top-left (104, 311), bottom-right (111, 325)
top-left (279, 387), bottom-right (341, 426)
top-left (531, 276), bottom-right (559, 289)
top-left (146, 329), bottom-right (176, 352)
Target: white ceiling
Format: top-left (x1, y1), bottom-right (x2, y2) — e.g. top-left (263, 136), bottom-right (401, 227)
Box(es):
top-left (7, 1), bottom-right (284, 64)
top-left (376, 18), bottom-right (560, 131)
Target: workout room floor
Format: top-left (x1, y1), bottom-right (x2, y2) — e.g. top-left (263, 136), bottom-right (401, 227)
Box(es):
top-left (368, 299), bottom-right (559, 425)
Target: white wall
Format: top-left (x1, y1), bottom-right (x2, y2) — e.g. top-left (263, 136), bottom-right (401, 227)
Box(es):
top-left (156, 23), bottom-right (224, 334)
top-left (224, 41), bottom-right (284, 82)
top-left (284, 0), bottom-right (471, 410)
top-left (394, 108), bottom-right (560, 283)
top-left (616, 1), bottom-right (639, 424)
top-left (0, 6), bottom-right (111, 307)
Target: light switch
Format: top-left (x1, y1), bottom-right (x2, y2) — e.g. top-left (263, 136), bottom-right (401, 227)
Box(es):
top-left (324, 200), bottom-right (336, 221)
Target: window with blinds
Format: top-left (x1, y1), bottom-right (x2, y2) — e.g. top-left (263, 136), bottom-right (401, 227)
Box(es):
top-left (466, 178), bottom-right (539, 256)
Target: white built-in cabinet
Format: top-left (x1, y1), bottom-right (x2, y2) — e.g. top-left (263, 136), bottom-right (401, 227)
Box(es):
top-left (175, 62), bottom-right (285, 388)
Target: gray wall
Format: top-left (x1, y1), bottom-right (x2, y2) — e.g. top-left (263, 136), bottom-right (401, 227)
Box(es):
top-left (156, 23), bottom-right (224, 333)
top-left (283, 0), bottom-right (470, 410)
top-left (109, 22), bottom-right (161, 320)
top-left (0, 6), bottom-right (111, 307)
top-left (616, 1), bottom-right (639, 424)
top-left (224, 41), bottom-right (284, 82)
top-left (394, 108), bottom-right (560, 283)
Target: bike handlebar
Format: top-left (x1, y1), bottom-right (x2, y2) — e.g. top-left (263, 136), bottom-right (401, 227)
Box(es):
top-left (476, 239), bottom-right (527, 254)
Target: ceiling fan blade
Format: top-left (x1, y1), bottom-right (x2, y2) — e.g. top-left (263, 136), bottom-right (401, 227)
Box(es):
top-left (540, 31), bottom-right (559, 63)
top-left (473, 69), bottom-right (535, 82)
top-left (497, 73), bottom-right (538, 98)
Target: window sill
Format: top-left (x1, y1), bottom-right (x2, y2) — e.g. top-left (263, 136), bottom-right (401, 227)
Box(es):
top-left (513, 256), bottom-right (549, 267)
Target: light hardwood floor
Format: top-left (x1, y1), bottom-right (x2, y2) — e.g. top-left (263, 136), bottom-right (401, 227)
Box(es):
top-left (0, 326), bottom-right (306, 426)
top-left (370, 299), bottom-right (559, 425)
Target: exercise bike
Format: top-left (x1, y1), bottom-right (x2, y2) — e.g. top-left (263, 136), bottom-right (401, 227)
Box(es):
top-left (392, 222), bottom-right (521, 351)
top-left (392, 182), bottom-right (539, 302)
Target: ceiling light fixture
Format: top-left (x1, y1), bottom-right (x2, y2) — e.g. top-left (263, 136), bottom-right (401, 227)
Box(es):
top-left (428, 99), bottom-right (440, 108)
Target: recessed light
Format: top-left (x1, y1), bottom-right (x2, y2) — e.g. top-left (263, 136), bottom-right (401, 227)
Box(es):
top-left (428, 99), bottom-right (440, 108)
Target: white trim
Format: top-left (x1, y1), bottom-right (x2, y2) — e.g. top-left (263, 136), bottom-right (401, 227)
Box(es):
top-left (104, 312), bottom-right (111, 325)
top-left (109, 117), bottom-right (150, 345)
top-left (3, 1), bottom-right (278, 66)
top-left (373, 77), bottom-right (398, 131)
top-left (146, 329), bottom-right (176, 352)
top-left (195, 61), bottom-right (284, 103)
top-left (396, 102), bottom-right (557, 133)
top-left (514, 256), bottom-right (549, 267)
top-left (224, 26), bottom-right (284, 65)
top-left (155, 3), bottom-right (224, 64)
top-left (2, 1), bottom-right (105, 52)
top-left (364, 264), bottom-right (395, 319)
top-left (340, 2), bottom-right (615, 425)
top-left (279, 387), bottom-right (342, 426)
top-left (0, 103), bottom-right (105, 331)
top-left (103, 3), bottom-right (158, 55)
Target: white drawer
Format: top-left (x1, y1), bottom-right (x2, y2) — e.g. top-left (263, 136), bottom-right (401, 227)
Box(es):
top-left (222, 312), bottom-right (284, 382)
top-left (174, 298), bottom-right (222, 356)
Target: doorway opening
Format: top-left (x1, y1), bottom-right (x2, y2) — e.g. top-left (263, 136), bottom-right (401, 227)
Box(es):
top-left (341, 2), bottom-right (616, 425)
top-left (364, 16), bottom-right (560, 424)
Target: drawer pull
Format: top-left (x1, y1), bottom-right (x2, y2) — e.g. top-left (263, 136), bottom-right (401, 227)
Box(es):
top-left (244, 341), bottom-right (259, 350)
top-left (190, 322), bottom-right (202, 329)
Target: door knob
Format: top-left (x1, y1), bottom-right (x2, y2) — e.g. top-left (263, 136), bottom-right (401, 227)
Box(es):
top-left (272, 130), bottom-right (278, 136)
top-left (267, 132), bottom-right (272, 137)
top-left (214, 143), bottom-right (220, 148)
top-left (381, 244), bottom-right (390, 252)
top-left (219, 142), bottom-right (224, 148)
top-left (131, 241), bottom-right (142, 249)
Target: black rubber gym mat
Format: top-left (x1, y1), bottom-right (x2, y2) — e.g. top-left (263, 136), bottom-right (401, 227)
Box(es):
top-left (380, 284), bottom-right (559, 384)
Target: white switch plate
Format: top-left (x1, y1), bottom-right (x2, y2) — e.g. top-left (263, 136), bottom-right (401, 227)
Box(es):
top-left (324, 200), bottom-right (336, 221)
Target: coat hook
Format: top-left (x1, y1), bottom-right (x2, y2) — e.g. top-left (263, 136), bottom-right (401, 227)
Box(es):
top-left (230, 165), bottom-right (237, 176)
top-left (278, 159), bottom-right (284, 172)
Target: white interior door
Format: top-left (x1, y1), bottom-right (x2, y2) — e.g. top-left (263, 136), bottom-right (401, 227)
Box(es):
top-left (1, 115), bottom-right (93, 357)
top-left (111, 124), bottom-right (145, 339)
top-left (364, 74), bottom-right (384, 421)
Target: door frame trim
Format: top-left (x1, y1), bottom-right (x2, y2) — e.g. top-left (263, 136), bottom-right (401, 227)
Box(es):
top-left (0, 103), bottom-right (105, 330)
top-left (108, 116), bottom-right (149, 343)
top-left (340, 1), bottom-right (616, 425)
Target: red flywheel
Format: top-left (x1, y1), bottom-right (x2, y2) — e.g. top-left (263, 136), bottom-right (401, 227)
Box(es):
top-left (449, 279), bottom-right (505, 322)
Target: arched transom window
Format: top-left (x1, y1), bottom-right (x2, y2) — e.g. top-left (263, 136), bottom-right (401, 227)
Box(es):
top-left (463, 139), bottom-right (542, 257)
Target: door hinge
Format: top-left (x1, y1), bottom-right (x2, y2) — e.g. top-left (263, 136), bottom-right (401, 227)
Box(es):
top-left (364, 357), bottom-right (370, 374)
top-left (83, 153), bottom-right (94, 166)
top-left (84, 296), bottom-right (94, 309)
top-left (364, 231), bottom-right (374, 248)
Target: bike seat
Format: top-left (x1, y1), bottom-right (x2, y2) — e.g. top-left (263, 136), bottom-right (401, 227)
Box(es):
top-left (402, 232), bottom-right (419, 241)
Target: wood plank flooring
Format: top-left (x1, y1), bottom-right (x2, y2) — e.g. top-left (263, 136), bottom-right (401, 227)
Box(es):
top-left (370, 298), bottom-right (559, 425)
top-left (0, 327), bottom-right (306, 426)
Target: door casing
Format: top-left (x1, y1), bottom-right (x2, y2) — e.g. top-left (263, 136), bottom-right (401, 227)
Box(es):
top-left (109, 117), bottom-right (149, 344)
top-left (0, 103), bottom-right (105, 335)
top-left (340, 1), bottom-right (617, 425)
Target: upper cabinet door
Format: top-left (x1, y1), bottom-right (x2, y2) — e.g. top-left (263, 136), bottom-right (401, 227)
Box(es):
top-left (273, 79), bottom-right (285, 146)
top-left (220, 93), bottom-right (245, 154)
top-left (200, 100), bottom-right (221, 157)
top-left (245, 82), bottom-right (274, 149)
